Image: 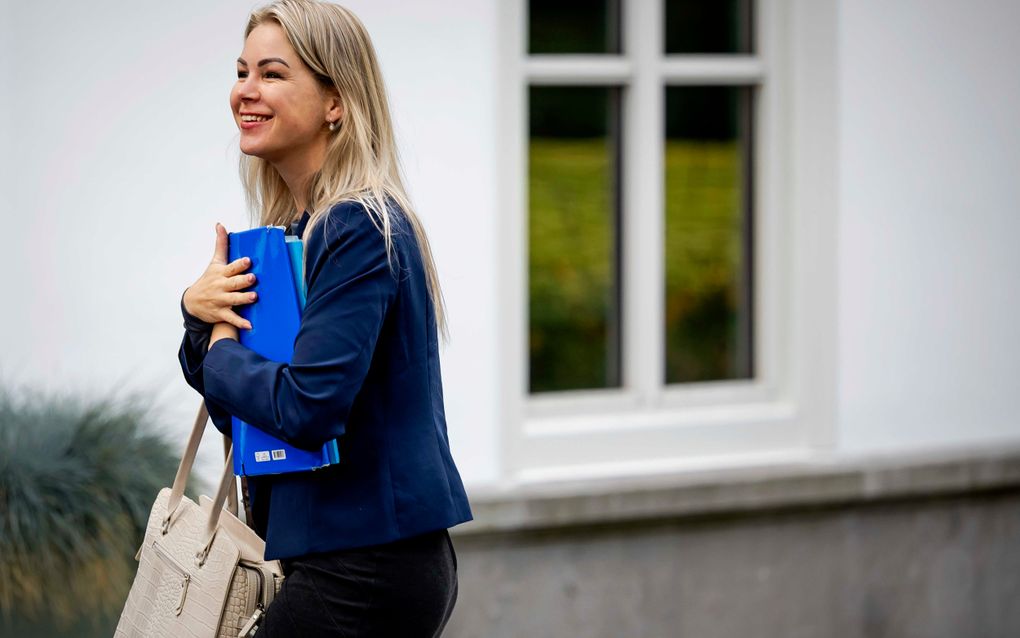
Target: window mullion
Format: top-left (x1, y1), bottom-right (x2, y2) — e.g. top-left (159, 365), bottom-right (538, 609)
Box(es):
top-left (526, 57), bottom-right (633, 85)
top-left (622, 0), bottom-right (665, 403)
top-left (660, 56), bottom-right (765, 84)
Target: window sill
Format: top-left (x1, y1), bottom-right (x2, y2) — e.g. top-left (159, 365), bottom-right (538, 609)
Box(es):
top-left (455, 444), bottom-right (1020, 536)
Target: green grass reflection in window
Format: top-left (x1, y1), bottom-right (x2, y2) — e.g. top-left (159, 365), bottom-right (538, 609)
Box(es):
top-left (664, 86), bottom-right (753, 383)
top-left (529, 86), bottom-right (621, 393)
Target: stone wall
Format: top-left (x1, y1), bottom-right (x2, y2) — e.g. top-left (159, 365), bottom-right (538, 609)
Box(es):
top-left (444, 448), bottom-right (1020, 637)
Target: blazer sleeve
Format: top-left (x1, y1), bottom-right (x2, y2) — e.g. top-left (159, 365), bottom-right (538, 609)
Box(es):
top-left (199, 202), bottom-right (399, 451)
top-left (177, 292), bottom-right (234, 436)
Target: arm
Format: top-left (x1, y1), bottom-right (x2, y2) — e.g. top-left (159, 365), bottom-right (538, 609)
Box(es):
top-left (178, 224), bottom-right (256, 437)
top-left (178, 307), bottom-right (238, 436)
top-left (209, 322), bottom-right (239, 348)
top-left (179, 292), bottom-right (211, 392)
top-left (200, 203), bottom-right (398, 451)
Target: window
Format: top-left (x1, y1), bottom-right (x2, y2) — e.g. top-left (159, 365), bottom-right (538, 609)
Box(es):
top-left (499, 0), bottom-right (837, 482)
top-left (663, 85), bottom-right (753, 384)
top-left (529, 85), bottom-right (622, 393)
top-left (527, 0), bottom-right (756, 394)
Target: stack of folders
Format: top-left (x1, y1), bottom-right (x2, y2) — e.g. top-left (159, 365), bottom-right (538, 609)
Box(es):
top-left (227, 226), bottom-right (340, 476)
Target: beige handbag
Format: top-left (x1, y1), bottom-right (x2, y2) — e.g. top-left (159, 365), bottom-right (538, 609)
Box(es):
top-left (115, 403), bottom-right (284, 638)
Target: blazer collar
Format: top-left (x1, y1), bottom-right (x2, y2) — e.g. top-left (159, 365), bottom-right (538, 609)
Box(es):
top-left (289, 211), bottom-right (311, 239)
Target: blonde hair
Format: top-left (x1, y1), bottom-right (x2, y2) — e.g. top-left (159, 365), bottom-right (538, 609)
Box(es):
top-left (239, 0), bottom-right (447, 339)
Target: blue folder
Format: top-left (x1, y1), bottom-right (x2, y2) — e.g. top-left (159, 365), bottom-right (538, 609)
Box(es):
top-left (228, 226), bottom-right (341, 476)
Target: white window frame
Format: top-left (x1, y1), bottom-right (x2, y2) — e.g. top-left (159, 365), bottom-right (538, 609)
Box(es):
top-left (495, 0), bottom-right (838, 484)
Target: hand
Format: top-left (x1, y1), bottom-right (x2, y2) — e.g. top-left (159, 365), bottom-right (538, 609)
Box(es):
top-left (209, 322), bottom-right (239, 349)
top-left (183, 223), bottom-right (257, 330)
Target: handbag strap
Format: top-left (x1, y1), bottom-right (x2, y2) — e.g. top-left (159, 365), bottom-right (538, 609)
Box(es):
top-left (195, 441), bottom-right (239, 565)
top-left (222, 434), bottom-right (239, 517)
top-left (163, 401), bottom-right (240, 535)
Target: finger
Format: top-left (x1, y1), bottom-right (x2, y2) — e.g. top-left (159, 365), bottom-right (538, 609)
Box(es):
top-left (211, 223), bottom-right (229, 265)
top-left (220, 309), bottom-right (253, 331)
top-left (225, 291), bottom-right (258, 306)
top-left (224, 273), bottom-right (256, 292)
top-left (223, 257), bottom-right (252, 277)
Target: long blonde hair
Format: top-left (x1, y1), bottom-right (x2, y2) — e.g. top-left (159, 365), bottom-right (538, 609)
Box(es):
top-left (239, 0), bottom-right (447, 339)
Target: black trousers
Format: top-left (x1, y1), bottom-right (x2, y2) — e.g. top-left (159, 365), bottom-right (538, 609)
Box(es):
top-left (256, 529), bottom-right (459, 637)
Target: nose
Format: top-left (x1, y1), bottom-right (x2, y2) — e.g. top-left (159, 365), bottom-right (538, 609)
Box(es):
top-left (237, 74), bottom-right (260, 102)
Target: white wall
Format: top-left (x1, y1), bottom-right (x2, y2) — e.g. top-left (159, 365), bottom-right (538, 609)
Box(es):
top-left (0, 0), bottom-right (501, 486)
top-left (837, 0), bottom-right (1020, 453)
top-left (354, 1), bottom-right (502, 485)
top-left (3, 0), bottom-right (1019, 491)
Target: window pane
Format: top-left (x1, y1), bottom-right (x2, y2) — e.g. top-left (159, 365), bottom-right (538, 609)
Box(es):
top-left (664, 86), bottom-right (753, 384)
top-left (665, 0), bottom-right (753, 54)
top-left (529, 86), bottom-right (622, 393)
top-left (529, 0), bottom-right (621, 54)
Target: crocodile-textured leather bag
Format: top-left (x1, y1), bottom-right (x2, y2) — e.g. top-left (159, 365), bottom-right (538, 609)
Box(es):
top-left (115, 403), bottom-right (284, 638)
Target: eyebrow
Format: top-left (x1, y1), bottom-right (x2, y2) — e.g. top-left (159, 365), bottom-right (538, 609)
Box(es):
top-left (236, 57), bottom-right (291, 68)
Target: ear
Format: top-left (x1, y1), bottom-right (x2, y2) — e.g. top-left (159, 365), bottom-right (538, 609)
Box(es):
top-left (325, 90), bottom-right (343, 125)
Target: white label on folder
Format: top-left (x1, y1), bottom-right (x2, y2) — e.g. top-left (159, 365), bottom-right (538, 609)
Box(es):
top-left (254, 451), bottom-right (271, 462)
top-left (271, 449), bottom-right (287, 461)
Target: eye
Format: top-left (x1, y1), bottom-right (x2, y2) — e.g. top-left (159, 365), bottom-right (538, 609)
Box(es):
top-left (237, 70), bottom-right (248, 79)
top-left (265, 71), bottom-right (283, 79)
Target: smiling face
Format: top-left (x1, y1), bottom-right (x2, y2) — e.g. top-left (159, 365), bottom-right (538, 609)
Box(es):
top-left (230, 22), bottom-right (340, 167)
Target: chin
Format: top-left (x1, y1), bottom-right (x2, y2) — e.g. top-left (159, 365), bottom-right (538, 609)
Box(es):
top-left (239, 139), bottom-right (270, 159)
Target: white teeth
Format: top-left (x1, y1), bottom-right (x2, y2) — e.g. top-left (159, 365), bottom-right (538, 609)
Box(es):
top-left (241, 114), bottom-right (271, 122)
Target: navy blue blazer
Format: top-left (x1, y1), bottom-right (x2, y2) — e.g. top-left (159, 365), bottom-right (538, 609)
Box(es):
top-left (179, 200), bottom-right (472, 560)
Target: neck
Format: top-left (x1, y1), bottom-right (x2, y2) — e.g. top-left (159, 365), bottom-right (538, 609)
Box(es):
top-left (271, 140), bottom-right (327, 216)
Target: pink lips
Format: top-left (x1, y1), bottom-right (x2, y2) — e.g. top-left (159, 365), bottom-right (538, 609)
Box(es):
top-left (239, 114), bottom-right (273, 130)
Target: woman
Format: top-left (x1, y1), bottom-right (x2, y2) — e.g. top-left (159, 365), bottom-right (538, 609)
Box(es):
top-left (177, 1), bottom-right (472, 635)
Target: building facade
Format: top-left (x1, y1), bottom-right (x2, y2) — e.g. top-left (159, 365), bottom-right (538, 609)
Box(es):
top-left (2, 0), bottom-right (1019, 634)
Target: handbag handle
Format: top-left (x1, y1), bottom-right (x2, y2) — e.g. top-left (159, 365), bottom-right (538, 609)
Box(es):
top-left (223, 435), bottom-right (239, 517)
top-left (195, 441), bottom-right (240, 565)
top-left (163, 402), bottom-right (241, 548)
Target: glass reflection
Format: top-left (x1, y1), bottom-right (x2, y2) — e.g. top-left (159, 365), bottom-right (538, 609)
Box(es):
top-left (664, 86), bottom-right (753, 383)
top-left (529, 0), bottom-right (621, 54)
top-left (665, 0), bottom-right (753, 54)
top-left (529, 86), bottom-right (622, 393)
